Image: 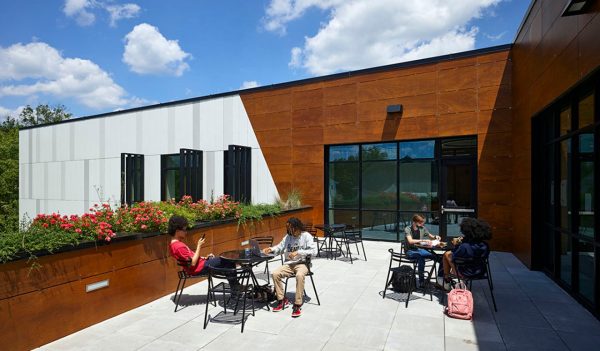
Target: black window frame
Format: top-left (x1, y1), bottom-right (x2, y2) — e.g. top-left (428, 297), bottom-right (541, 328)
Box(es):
top-left (161, 148), bottom-right (203, 202)
top-left (532, 68), bottom-right (600, 316)
top-left (224, 145), bottom-right (251, 203)
top-left (121, 153), bottom-right (144, 206)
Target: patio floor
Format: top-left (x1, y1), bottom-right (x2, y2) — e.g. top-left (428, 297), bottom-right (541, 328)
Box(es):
top-left (37, 241), bottom-right (600, 351)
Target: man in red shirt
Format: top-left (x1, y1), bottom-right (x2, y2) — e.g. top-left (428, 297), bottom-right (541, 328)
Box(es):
top-left (168, 216), bottom-right (237, 283)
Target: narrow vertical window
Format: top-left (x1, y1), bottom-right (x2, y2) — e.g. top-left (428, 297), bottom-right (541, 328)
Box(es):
top-left (161, 149), bottom-right (203, 201)
top-left (224, 145), bottom-right (251, 203)
top-left (121, 153), bottom-right (144, 206)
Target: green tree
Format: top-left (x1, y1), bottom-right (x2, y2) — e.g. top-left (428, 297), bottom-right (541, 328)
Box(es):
top-left (0, 104), bottom-right (72, 233)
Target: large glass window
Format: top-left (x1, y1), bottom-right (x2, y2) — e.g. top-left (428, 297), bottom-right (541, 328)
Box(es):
top-left (326, 136), bottom-right (475, 242)
top-left (534, 72), bottom-right (599, 313)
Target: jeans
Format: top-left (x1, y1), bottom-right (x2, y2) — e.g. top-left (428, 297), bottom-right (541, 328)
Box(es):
top-left (407, 249), bottom-right (435, 283)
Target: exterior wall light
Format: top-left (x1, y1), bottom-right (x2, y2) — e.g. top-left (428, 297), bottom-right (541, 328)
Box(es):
top-left (562, 0), bottom-right (592, 16)
top-left (386, 104), bottom-right (403, 117)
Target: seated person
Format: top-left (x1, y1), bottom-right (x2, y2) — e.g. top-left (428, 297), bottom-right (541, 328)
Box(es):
top-left (441, 217), bottom-right (492, 289)
top-left (167, 215), bottom-right (237, 286)
top-left (404, 214), bottom-right (441, 287)
top-left (262, 217), bottom-right (317, 318)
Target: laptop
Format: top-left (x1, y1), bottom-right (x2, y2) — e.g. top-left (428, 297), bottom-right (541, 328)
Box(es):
top-left (249, 239), bottom-right (271, 257)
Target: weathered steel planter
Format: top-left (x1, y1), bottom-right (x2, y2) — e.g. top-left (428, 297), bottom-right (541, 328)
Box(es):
top-left (0, 207), bottom-right (312, 351)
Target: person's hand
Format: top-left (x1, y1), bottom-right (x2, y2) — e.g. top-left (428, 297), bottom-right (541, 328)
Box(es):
top-left (262, 247), bottom-right (272, 254)
top-left (197, 237), bottom-right (206, 247)
top-left (435, 235), bottom-right (441, 241)
top-left (288, 251), bottom-right (298, 259)
top-left (207, 253), bottom-right (214, 258)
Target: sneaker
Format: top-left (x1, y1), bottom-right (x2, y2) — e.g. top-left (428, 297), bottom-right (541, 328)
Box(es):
top-left (291, 304), bottom-right (302, 318)
top-left (272, 298), bottom-right (289, 312)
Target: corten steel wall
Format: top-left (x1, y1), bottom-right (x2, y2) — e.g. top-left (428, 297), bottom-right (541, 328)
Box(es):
top-left (512, 0), bottom-right (600, 267)
top-left (0, 208), bottom-right (311, 351)
top-left (241, 47), bottom-right (513, 251)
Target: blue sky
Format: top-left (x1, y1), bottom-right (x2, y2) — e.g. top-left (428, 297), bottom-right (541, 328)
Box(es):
top-left (0, 0), bottom-right (531, 119)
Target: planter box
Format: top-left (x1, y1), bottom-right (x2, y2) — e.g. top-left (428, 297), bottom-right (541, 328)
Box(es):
top-left (0, 207), bottom-right (312, 351)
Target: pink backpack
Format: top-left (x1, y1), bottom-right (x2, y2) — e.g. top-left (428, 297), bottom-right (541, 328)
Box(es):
top-left (446, 282), bottom-right (473, 320)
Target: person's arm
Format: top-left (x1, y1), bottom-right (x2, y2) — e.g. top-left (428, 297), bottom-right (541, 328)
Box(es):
top-left (296, 232), bottom-right (317, 258)
top-left (425, 227), bottom-right (441, 241)
top-left (265, 236), bottom-right (287, 255)
top-left (405, 226), bottom-right (426, 244)
top-left (191, 237), bottom-right (206, 266)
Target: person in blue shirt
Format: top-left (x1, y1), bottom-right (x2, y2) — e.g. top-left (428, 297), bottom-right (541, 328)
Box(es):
top-left (441, 217), bottom-right (492, 289)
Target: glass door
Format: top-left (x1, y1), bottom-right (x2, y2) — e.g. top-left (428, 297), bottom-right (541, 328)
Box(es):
top-left (440, 158), bottom-right (477, 238)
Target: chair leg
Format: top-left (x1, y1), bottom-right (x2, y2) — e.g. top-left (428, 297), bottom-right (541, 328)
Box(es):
top-left (487, 261), bottom-right (494, 290)
top-left (488, 277), bottom-right (498, 312)
top-left (174, 278), bottom-right (183, 312)
top-left (203, 278), bottom-right (212, 329)
top-left (241, 293), bottom-right (247, 333)
top-left (345, 240), bottom-right (353, 264)
top-left (266, 262), bottom-right (271, 285)
top-left (383, 270), bottom-right (392, 299)
top-left (360, 241), bottom-right (367, 261)
top-left (174, 277), bottom-right (187, 312)
top-left (405, 290), bottom-right (411, 308)
top-left (309, 274), bottom-right (320, 305)
top-left (284, 277), bottom-right (289, 310)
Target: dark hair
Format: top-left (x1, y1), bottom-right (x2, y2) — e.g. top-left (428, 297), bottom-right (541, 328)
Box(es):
top-left (168, 215), bottom-right (189, 236)
top-left (287, 217), bottom-right (304, 232)
top-left (459, 217), bottom-right (492, 241)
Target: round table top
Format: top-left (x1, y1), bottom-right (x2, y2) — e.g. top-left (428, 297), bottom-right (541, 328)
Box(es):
top-left (314, 224), bottom-right (346, 232)
top-left (414, 242), bottom-right (454, 251)
top-left (219, 249), bottom-right (274, 263)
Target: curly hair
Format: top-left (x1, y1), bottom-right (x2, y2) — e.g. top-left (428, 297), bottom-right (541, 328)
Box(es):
top-left (168, 215), bottom-right (189, 236)
top-left (459, 217), bottom-right (492, 241)
top-left (286, 217), bottom-right (304, 232)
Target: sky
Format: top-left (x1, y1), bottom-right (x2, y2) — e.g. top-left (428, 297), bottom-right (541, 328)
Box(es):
top-left (0, 0), bottom-right (531, 119)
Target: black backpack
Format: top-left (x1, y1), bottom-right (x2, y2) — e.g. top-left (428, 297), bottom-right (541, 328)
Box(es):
top-left (391, 265), bottom-right (416, 293)
top-left (253, 284), bottom-right (277, 303)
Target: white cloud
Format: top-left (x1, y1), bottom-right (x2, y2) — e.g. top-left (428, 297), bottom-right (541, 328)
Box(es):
top-left (0, 42), bottom-right (139, 110)
top-left (265, 0), bottom-right (503, 75)
top-left (289, 47), bottom-right (302, 68)
top-left (240, 81), bottom-right (260, 89)
top-left (63, 0), bottom-right (96, 26)
top-left (63, 0), bottom-right (140, 27)
top-left (485, 31), bottom-right (507, 41)
top-left (263, 0), bottom-right (345, 34)
top-left (123, 23), bottom-right (191, 76)
top-left (0, 105), bottom-right (25, 120)
top-left (106, 3), bottom-right (141, 27)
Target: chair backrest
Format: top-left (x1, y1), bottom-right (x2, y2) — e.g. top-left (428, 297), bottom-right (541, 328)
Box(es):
top-left (208, 265), bottom-right (252, 283)
top-left (250, 236), bottom-right (274, 246)
top-left (176, 258), bottom-right (192, 268)
top-left (344, 229), bottom-right (362, 240)
top-left (387, 248), bottom-right (415, 266)
top-left (453, 256), bottom-right (488, 279)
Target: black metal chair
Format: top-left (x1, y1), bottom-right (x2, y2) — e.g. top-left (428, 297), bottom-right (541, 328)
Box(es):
top-left (450, 256), bottom-right (497, 312)
top-left (203, 265), bottom-right (255, 333)
top-left (250, 236), bottom-right (282, 284)
top-left (402, 240), bottom-right (439, 284)
top-left (383, 248), bottom-right (432, 307)
top-left (173, 258), bottom-right (211, 312)
top-left (341, 229), bottom-right (367, 263)
top-left (282, 256), bottom-right (320, 307)
top-left (304, 224), bottom-right (324, 257)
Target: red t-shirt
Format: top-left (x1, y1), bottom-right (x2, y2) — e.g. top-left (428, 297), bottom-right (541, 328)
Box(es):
top-left (169, 240), bottom-right (205, 275)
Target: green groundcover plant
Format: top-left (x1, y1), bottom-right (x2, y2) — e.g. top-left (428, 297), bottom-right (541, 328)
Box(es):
top-left (0, 195), bottom-right (288, 263)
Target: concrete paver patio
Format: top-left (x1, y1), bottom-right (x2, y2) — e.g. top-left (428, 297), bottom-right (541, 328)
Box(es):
top-left (37, 241), bottom-right (600, 351)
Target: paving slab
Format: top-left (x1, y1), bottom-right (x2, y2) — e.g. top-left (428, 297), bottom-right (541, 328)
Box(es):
top-left (36, 241), bottom-right (600, 351)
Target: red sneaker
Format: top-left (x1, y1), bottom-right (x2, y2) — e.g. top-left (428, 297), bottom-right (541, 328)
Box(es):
top-left (291, 304), bottom-right (302, 318)
top-left (272, 298), bottom-right (289, 312)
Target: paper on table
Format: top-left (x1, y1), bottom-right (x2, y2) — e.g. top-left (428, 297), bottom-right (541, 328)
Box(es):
top-left (431, 239), bottom-right (440, 247)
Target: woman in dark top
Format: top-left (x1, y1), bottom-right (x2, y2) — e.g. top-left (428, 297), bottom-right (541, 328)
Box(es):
top-left (441, 218), bottom-right (492, 287)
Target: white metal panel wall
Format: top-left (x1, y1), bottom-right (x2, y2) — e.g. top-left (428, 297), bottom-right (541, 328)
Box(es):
top-left (19, 94), bottom-right (279, 220)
